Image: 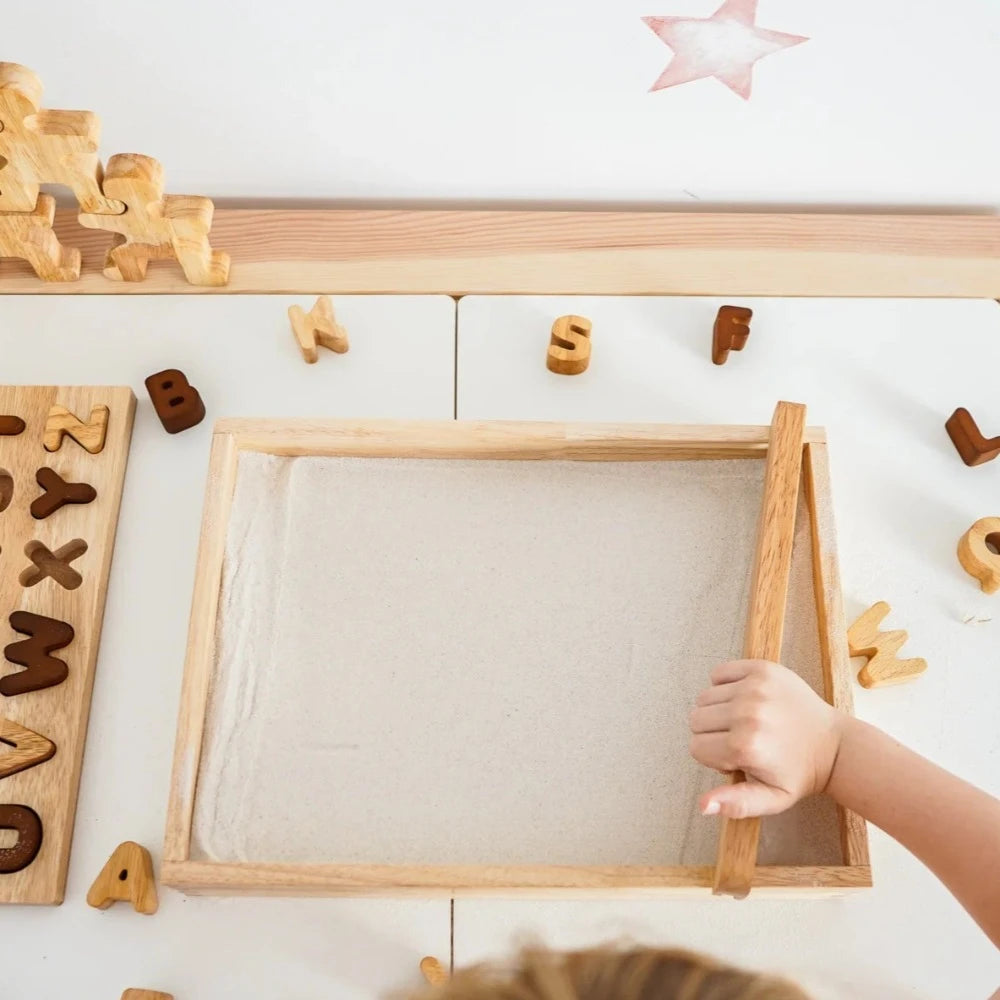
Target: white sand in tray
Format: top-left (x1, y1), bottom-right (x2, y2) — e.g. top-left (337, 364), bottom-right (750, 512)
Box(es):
top-left (191, 453), bottom-right (841, 868)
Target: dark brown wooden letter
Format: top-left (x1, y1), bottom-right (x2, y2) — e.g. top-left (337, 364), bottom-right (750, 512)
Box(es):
top-left (1, 611), bottom-right (74, 696)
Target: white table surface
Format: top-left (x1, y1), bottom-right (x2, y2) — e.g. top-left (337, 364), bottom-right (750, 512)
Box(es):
top-left (0, 295), bottom-right (456, 1000)
top-left (457, 296), bottom-right (1000, 999)
top-left (1, 293), bottom-right (998, 999)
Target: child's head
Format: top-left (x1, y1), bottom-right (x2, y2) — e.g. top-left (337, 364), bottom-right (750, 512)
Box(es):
top-left (407, 946), bottom-right (809, 999)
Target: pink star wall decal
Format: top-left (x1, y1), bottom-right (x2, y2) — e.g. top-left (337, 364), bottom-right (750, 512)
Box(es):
top-left (643, 0), bottom-right (808, 100)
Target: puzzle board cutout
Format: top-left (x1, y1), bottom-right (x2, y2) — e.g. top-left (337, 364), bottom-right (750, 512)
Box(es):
top-left (0, 385), bottom-right (134, 903)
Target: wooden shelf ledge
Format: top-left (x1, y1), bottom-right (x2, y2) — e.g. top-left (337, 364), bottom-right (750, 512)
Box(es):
top-left (0, 209), bottom-right (995, 295)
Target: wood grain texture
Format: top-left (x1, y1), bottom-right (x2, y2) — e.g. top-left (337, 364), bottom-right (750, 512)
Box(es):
top-left (958, 517), bottom-right (1000, 594)
top-left (0, 63), bottom-right (122, 215)
top-left (848, 602), bottom-right (927, 688)
top-left (163, 431), bottom-right (239, 863)
top-left (712, 305), bottom-right (752, 365)
top-left (163, 417), bottom-right (866, 897)
top-left (121, 991), bottom-right (173, 1000)
top-left (713, 401), bottom-right (807, 899)
top-left (546, 315), bottom-right (592, 375)
top-left (0, 385), bottom-right (134, 903)
top-left (0, 209), bottom-right (997, 294)
top-left (0, 416), bottom-right (26, 436)
top-left (0, 717), bottom-right (56, 779)
top-left (802, 443), bottom-right (870, 869)
top-left (144, 370), bottom-right (206, 435)
top-left (30, 467), bottom-right (97, 520)
top-left (43, 404), bottom-right (109, 454)
top-left (160, 861), bottom-right (871, 896)
top-left (86, 840), bottom-right (158, 913)
top-left (0, 194), bottom-right (80, 282)
top-left (214, 417), bottom-right (825, 461)
top-left (77, 153), bottom-right (229, 287)
top-left (288, 295), bottom-right (349, 363)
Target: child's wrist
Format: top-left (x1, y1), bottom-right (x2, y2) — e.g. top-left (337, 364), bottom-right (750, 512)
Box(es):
top-left (823, 714), bottom-right (863, 802)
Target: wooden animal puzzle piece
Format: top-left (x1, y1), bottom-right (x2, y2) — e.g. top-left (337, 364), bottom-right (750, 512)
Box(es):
top-left (0, 469), bottom-right (11, 513)
top-left (546, 315), bottom-right (592, 375)
top-left (0, 63), bottom-right (123, 214)
top-left (31, 466), bottom-right (97, 520)
top-left (420, 957), bottom-right (449, 985)
top-left (288, 295), bottom-right (350, 363)
top-left (946, 408), bottom-right (1000, 467)
top-left (0, 804), bottom-right (42, 873)
top-left (0, 717), bottom-right (56, 779)
top-left (0, 416), bottom-right (25, 435)
top-left (144, 369), bottom-right (206, 434)
top-left (87, 840), bottom-right (158, 914)
top-left (44, 403), bottom-right (109, 454)
top-left (712, 305), bottom-right (753, 365)
top-left (0, 193), bottom-right (81, 281)
top-left (1, 611), bottom-right (74, 696)
top-left (78, 153), bottom-right (230, 286)
top-left (20, 538), bottom-right (88, 590)
top-left (958, 517), bottom-right (1000, 594)
top-left (121, 992), bottom-right (173, 1000)
top-left (848, 601), bottom-right (927, 688)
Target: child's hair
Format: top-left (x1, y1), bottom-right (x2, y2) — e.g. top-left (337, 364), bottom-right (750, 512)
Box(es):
top-left (407, 946), bottom-right (810, 1000)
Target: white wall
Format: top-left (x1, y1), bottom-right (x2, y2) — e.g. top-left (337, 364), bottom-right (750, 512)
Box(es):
top-left (9, 0), bottom-right (1000, 207)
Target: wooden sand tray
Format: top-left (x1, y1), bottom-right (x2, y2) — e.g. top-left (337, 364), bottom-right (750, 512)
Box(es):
top-left (161, 409), bottom-right (870, 899)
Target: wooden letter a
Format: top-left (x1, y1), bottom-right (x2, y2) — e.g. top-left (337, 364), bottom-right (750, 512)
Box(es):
top-left (87, 841), bottom-right (158, 914)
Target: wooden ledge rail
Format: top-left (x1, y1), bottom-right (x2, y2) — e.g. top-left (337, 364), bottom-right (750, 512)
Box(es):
top-left (159, 860), bottom-right (872, 896)
top-left (211, 417), bottom-right (827, 460)
top-left (0, 209), bottom-right (993, 295)
top-left (712, 400), bottom-right (807, 899)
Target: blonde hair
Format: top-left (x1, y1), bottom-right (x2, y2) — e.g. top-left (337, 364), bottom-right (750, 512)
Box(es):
top-left (407, 946), bottom-right (810, 1000)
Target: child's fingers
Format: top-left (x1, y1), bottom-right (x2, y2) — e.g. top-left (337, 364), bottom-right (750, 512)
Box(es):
top-left (689, 703), bottom-right (734, 734)
top-left (699, 781), bottom-right (790, 819)
top-left (689, 732), bottom-right (736, 772)
top-left (710, 660), bottom-right (758, 685)
top-left (695, 681), bottom-right (742, 707)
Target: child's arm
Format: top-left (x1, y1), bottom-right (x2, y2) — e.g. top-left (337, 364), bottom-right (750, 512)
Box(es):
top-left (690, 659), bottom-right (1000, 949)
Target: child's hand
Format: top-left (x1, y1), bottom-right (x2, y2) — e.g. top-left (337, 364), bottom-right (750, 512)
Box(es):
top-left (689, 659), bottom-right (845, 819)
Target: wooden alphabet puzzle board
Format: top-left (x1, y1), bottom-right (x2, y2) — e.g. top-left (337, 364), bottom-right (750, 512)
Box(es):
top-left (0, 385), bottom-right (134, 903)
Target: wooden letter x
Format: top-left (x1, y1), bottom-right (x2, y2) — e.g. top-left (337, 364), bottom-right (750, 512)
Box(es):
top-left (20, 538), bottom-right (88, 590)
top-left (288, 295), bottom-right (350, 363)
top-left (1, 611), bottom-right (74, 697)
